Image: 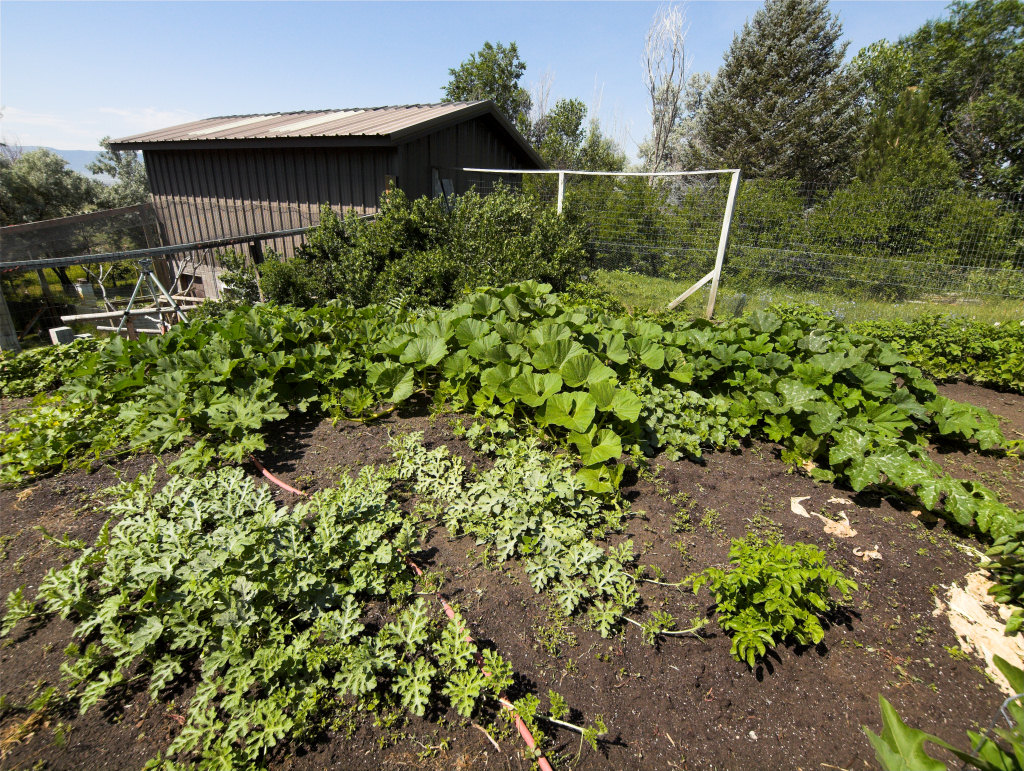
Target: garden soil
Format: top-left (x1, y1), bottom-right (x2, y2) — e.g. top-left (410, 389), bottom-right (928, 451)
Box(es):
top-left (1, 382), bottom-right (1020, 771)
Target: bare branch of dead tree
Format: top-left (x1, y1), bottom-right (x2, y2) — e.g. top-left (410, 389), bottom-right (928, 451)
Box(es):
top-left (643, 4), bottom-right (690, 172)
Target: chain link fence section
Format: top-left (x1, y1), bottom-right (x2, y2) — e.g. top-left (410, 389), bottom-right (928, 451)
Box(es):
top-left (453, 169), bottom-right (1024, 322)
top-left (0, 197), bottom-right (326, 346)
top-left (0, 203), bottom-right (161, 267)
top-left (1, 205), bottom-right (163, 344)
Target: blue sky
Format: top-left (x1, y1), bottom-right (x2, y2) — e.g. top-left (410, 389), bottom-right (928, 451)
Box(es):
top-left (1, 1), bottom-right (948, 160)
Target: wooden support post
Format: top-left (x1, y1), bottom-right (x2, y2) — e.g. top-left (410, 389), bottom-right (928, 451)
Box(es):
top-left (0, 281), bottom-right (22, 353)
top-left (705, 170), bottom-right (741, 320)
top-left (248, 240), bottom-right (265, 266)
top-left (36, 269), bottom-right (55, 302)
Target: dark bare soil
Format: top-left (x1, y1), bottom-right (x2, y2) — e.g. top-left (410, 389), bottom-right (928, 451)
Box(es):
top-left (1, 384), bottom-right (1020, 771)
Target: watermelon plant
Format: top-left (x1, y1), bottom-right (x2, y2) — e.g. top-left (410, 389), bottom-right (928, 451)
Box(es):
top-left (390, 431), bottom-right (639, 634)
top-left (0, 466), bottom-right (521, 769)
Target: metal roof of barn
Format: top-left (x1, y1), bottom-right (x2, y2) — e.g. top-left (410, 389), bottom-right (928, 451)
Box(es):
top-left (108, 101), bottom-right (543, 166)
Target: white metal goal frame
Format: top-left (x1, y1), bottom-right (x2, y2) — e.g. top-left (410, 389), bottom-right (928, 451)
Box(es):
top-left (457, 167), bottom-right (742, 319)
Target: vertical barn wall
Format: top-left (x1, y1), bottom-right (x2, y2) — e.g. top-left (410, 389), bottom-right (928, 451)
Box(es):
top-left (397, 116), bottom-right (532, 198)
top-left (146, 147), bottom-right (398, 259)
top-left (141, 113), bottom-right (540, 296)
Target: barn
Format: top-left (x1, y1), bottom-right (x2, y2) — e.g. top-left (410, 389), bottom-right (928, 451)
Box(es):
top-left (109, 100), bottom-right (544, 296)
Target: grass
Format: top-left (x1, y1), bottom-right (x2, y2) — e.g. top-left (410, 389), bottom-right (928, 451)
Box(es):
top-left (595, 269), bottom-right (1024, 323)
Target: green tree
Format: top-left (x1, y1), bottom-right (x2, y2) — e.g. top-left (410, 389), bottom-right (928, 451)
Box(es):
top-left (88, 136), bottom-right (151, 207)
top-left (0, 148), bottom-right (103, 291)
top-left (443, 41), bottom-right (532, 133)
top-left (531, 98), bottom-right (625, 171)
top-left (857, 87), bottom-right (960, 187)
top-left (0, 148), bottom-right (100, 225)
top-left (854, 0), bottom-right (1023, 193)
top-left (690, 0), bottom-right (862, 184)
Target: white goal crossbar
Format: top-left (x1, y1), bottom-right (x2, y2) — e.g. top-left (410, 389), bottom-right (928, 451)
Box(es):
top-left (456, 167), bottom-right (742, 318)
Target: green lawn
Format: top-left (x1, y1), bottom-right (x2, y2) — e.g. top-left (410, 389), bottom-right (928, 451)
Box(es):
top-left (595, 269), bottom-right (1024, 324)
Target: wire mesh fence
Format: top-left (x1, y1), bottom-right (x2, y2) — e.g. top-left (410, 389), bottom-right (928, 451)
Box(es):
top-left (1, 205), bottom-right (160, 344)
top-left (3, 170), bottom-right (1021, 349)
top-left (455, 168), bottom-right (1024, 322)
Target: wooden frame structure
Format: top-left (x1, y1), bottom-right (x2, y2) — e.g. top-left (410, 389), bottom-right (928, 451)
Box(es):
top-left (457, 167), bottom-right (743, 319)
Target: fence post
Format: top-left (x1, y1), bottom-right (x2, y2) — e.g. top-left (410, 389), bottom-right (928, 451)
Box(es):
top-left (556, 172), bottom-right (565, 214)
top-left (0, 281), bottom-right (21, 353)
top-left (706, 169), bottom-right (741, 319)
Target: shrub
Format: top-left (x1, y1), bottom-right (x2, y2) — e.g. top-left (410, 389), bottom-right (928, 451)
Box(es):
top-left (259, 184), bottom-right (592, 308)
top-left (216, 249), bottom-right (261, 305)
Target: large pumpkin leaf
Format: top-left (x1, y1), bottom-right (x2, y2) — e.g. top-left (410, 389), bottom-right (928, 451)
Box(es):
top-left (533, 339), bottom-right (585, 371)
top-left (479, 363), bottom-right (519, 403)
top-left (560, 353), bottom-right (616, 388)
top-left (570, 427), bottom-right (623, 466)
top-left (610, 389), bottom-right (642, 422)
top-left (541, 392), bottom-right (596, 433)
top-left (509, 371), bottom-right (563, 408)
top-left (366, 362), bottom-right (415, 403)
top-left (455, 318), bottom-right (491, 347)
top-left (400, 337), bottom-right (447, 369)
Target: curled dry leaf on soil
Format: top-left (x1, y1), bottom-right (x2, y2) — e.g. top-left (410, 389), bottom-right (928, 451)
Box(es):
top-left (790, 495), bottom-right (858, 538)
top-left (935, 571), bottom-right (1024, 697)
top-left (0, 283), bottom-right (1022, 770)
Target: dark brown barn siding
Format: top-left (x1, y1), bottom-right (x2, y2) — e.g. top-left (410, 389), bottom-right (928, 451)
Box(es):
top-left (395, 115), bottom-right (528, 198)
top-left (147, 147), bottom-right (398, 258)
top-left (140, 108), bottom-right (539, 296)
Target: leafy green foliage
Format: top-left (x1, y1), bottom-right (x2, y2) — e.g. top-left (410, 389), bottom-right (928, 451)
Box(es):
top-left (688, 0), bottom-right (862, 184)
top-left (528, 97), bottom-right (626, 172)
top-left (854, 0), bottom-right (1024, 194)
top-left (865, 655), bottom-right (1024, 770)
top-left (442, 41), bottom-right (532, 131)
top-left (0, 337), bottom-right (100, 397)
top-left (87, 136), bottom-right (151, 208)
top-left (985, 530), bottom-right (1024, 637)
top-left (853, 315), bottom-right (1024, 394)
top-left (260, 186), bottom-right (591, 309)
top-left (857, 86), bottom-right (959, 188)
top-left (215, 248), bottom-right (263, 306)
top-left (2, 281), bottom-right (1020, 631)
top-left (692, 536), bottom-right (857, 666)
top-left (0, 148), bottom-right (102, 226)
top-left (390, 431), bottom-right (638, 635)
top-left (0, 467), bottom-right (511, 769)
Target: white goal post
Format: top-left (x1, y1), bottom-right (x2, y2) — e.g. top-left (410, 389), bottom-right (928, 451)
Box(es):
top-left (456, 167), bottom-right (742, 318)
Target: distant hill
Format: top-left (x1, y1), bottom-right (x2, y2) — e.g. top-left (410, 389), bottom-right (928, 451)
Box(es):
top-left (21, 146), bottom-right (106, 179)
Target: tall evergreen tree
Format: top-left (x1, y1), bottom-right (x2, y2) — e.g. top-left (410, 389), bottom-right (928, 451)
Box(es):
top-left (857, 87), bottom-right (959, 188)
top-left (854, 0), bottom-right (1023, 193)
top-left (690, 0), bottom-right (861, 184)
